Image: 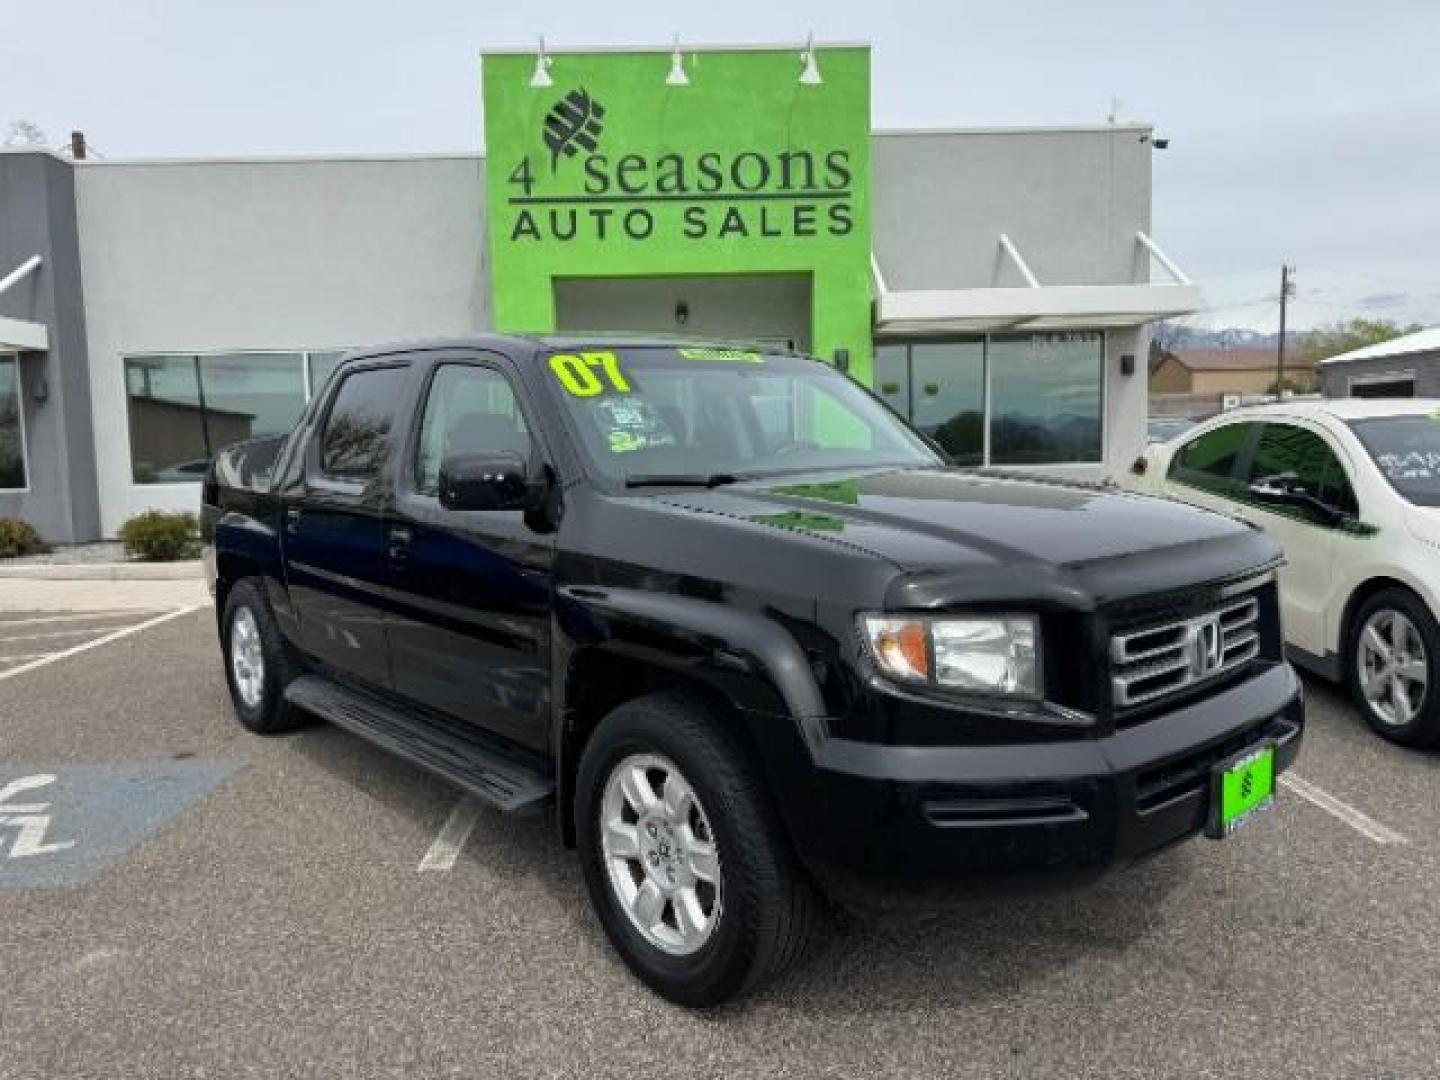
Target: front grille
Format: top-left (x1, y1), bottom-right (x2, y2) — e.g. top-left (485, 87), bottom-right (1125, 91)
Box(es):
top-left (1110, 595), bottom-right (1261, 709)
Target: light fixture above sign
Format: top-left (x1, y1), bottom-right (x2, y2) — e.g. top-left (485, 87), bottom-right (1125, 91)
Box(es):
top-left (530, 37), bottom-right (554, 88)
top-left (799, 34), bottom-right (822, 85)
top-left (666, 38), bottom-right (689, 86)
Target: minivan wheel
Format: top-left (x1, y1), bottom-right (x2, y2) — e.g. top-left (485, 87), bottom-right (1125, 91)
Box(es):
top-left (1348, 588), bottom-right (1440, 748)
top-left (576, 693), bottom-right (819, 1007)
top-left (221, 578), bottom-right (306, 735)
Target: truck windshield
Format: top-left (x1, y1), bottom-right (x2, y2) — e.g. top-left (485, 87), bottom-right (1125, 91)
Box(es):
top-left (1348, 414), bottom-right (1440, 507)
top-left (543, 346), bottom-right (940, 483)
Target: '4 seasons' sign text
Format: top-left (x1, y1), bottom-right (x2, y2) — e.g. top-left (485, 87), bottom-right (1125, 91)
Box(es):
top-left (505, 87), bottom-right (856, 244)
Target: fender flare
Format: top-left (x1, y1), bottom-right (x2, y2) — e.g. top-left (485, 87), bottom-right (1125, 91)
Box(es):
top-left (555, 585), bottom-right (829, 750)
top-left (552, 586), bottom-right (832, 848)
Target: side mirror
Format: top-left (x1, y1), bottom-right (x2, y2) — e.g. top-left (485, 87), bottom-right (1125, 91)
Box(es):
top-left (1248, 471), bottom-right (1348, 526)
top-left (1248, 471), bottom-right (1301, 502)
top-left (438, 452), bottom-right (541, 512)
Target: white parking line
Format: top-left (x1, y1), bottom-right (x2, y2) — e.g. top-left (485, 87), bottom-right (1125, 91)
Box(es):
top-left (1281, 774), bottom-right (1410, 846)
top-left (0, 605), bottom-right (206, 683)
top-left (418, 797), bottom-right (483, 872)
top-left (0, 626), bottom-right (145, 643)
top-left (0, 611), bottom-right (152, 627)
top-left (0, 653), bottom-right (51, 665)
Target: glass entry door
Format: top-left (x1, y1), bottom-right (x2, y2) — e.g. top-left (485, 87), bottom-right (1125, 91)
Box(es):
top-left (874, 342), bottom-right (984, 465)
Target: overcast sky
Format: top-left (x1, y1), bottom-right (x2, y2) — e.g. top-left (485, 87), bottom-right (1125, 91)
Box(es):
top-left (4, 0), bottom-right (1438, 331)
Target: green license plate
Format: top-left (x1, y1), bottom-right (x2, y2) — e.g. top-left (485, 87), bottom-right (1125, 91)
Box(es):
top-left (1206, 742), bottom-right (1276, 839)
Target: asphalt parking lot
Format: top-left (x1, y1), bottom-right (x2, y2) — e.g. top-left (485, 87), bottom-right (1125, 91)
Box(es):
top-left (3, 600), bottom-right (1438, 1078)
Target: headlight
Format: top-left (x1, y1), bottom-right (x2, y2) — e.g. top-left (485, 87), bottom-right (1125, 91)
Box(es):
top-left (860, 614), bottom-right (1041, 698)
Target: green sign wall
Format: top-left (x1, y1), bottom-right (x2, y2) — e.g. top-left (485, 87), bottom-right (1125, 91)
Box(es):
top-left (481, 46), bottom-right (873, 380)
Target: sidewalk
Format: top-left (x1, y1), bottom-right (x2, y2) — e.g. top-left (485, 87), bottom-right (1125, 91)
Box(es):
top-left (0, 577), bottom-right (211, 613)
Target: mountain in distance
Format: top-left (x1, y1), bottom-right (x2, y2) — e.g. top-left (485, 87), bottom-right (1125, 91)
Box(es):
top-left (1152, 324), bottom-right (1295, 350)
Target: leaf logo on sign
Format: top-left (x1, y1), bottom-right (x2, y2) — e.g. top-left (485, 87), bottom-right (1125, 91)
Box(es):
top-left (542, 88), bottom-right (606, 171)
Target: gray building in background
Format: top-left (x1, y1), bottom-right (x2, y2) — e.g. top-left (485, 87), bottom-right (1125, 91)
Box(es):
top-left (1, 122), bottom-right (1197, 542)
top-left (1319, 327), bottom-right (1440, 399)
top-left (0, 152), bottom-right (100, 542)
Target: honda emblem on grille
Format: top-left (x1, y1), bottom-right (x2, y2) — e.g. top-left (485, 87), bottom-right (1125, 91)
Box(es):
top-left (1188, 614), bottom-right (1224, 679)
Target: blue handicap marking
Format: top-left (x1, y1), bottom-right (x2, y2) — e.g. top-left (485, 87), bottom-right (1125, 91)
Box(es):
top-left (0, 761), bottom-right (237, 888)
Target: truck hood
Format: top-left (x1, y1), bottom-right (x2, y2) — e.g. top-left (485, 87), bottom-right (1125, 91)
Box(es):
top-left (653, 467), bottom-right (1278, 605)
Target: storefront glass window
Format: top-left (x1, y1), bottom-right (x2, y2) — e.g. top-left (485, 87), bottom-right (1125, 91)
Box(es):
top-left (910, 342), bottom-right (986, 466)
top-left (125, 356), bottom-right (209, 484)
top-left (0, 356), bottom-right (25, 489)
top-left (308, 350), bottom-right (347, 396)
top-left (197, 353), bottom-right (307, 448)
top-left (873, 344), bottom-right (910, 418)
top-left (125, 351), bottom-right (330, 483)
top-left (989, 333), bottom-right (1103, 465)
top-left (870, 333), bottom-right (1104, 467)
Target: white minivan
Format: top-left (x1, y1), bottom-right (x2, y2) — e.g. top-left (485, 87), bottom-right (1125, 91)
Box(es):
top-left (1132, 399), bottom-right (1440, 747)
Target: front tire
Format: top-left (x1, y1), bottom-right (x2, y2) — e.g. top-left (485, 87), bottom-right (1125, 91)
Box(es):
top-left (221, 578), bottom-right (306, 735)
top-left (576, 693), bottom-right (819, 1007)
top-left (1347, 587), bottom-right (1440, 748)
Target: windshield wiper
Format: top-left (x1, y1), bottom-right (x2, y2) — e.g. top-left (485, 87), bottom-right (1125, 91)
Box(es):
top-left (625, 472), bottom-right (744, 489)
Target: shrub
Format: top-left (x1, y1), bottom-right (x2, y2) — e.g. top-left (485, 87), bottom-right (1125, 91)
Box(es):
top-left (0, 518), bottom-right (50, 559)
top-left (117, 510), bottom-right (200, 562)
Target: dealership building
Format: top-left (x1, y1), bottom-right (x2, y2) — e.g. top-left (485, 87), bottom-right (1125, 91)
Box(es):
top-left (0, 43), bottom-right (1200, 542)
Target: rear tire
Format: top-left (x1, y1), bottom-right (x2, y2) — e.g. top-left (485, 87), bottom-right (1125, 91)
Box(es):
top-left (221, 578), bottom-right (307, 735)
top-left (576, 692), bottom-right (819, 1007)
top-left (1347, 587), bottom-right (1440, 748)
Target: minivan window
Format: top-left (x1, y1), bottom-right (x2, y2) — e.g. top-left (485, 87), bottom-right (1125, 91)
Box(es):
top-left (1246, 423), bottom-right (1358, 521)
top-left (319, 366), bottom-right (409, 479)
top-left (1171, 422), bottom-right (1253, 494)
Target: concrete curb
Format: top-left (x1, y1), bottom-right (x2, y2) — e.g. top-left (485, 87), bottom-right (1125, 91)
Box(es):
top-left (0, 561), bottom-right (205, 581)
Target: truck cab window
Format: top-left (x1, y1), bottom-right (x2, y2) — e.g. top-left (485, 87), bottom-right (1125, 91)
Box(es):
top-left (415, 365), bottom-right (531, 496)
top-left (319, 366), bottom-right (409, 479)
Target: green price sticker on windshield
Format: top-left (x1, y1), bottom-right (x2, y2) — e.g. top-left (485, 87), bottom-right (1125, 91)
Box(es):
top-left (549, 351), bottom-right (632, 397)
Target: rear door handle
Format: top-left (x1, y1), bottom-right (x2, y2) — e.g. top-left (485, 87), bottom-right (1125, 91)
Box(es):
top-left (284, 507), bottom-right (301, 534)
top-left (387, 525), bottom-right (414, 566)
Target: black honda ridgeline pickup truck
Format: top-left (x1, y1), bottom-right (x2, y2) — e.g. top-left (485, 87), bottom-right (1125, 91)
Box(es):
top-left (204, 335), bottom-right (1303, 1005)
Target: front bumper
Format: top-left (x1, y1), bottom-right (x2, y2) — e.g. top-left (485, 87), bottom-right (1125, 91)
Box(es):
top-left (798, 663), bottom-right (1303, 909)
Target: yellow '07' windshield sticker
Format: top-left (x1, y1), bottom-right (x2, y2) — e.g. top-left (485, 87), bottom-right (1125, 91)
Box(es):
top-left (549, 351), bottom-right (631, 397)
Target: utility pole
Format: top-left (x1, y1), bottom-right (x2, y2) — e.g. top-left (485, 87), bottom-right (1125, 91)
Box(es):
top-left (1276, 264), bottom-right (1295, 399)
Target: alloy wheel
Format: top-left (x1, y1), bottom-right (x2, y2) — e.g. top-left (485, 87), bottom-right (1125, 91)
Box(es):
top-left (600, 752), bottom-right (722, 956)
top-left (1358, 608), bottom-right (1429, 727)
top-left (230, 606), bottom-right (266, 709)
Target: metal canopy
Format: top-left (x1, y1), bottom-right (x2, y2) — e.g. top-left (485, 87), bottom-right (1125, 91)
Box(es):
top-left (0, 256), bottom-right (48, 351)
top-left (872, 231), bottom-right (1201, 335)
top-left (0, 316), bottom-right (48, 351)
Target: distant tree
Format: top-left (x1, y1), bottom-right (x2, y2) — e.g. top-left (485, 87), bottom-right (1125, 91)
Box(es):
top-left (1298, 318), bottom-right (1423, 367)
top-left (1150, 320), bottom-right (1189, 355)
top-left (1265, 376), bottom-right (1314, 397)
top-left (2, 120), bottom-right (47, 147)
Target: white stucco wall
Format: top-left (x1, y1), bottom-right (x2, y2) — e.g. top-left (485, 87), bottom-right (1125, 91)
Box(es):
top-left (75, 155), bottom-right (487, 534)
top-left (872, 126), bottom-right (1157, 484)
top-left (872, 126), bottom-right (1154, 290)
